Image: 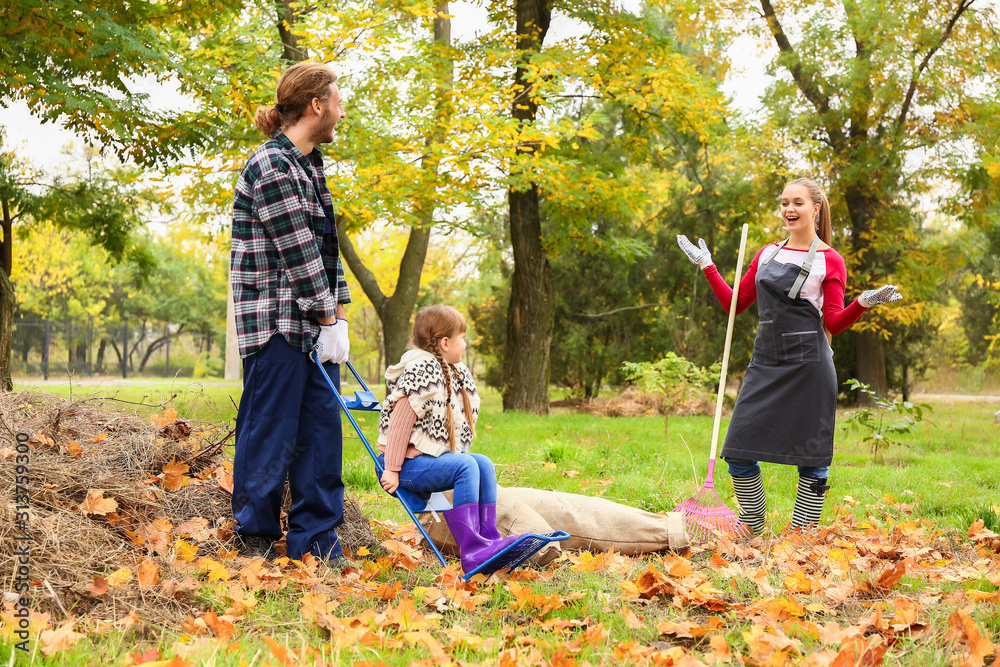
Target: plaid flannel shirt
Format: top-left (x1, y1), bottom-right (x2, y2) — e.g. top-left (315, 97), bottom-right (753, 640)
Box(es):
top-left (231, 132), bottom-right (351, 358)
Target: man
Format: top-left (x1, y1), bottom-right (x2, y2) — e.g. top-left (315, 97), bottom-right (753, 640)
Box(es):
top-left (230, 61), bottom-right (351, 566)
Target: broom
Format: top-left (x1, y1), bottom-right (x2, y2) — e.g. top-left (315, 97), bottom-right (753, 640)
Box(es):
top-left (674, 223), bottom-right (752, 541)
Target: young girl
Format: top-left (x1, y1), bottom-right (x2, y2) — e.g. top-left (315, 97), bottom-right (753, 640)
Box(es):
top-left (677, 177), bottom-right (903, 533)
top-left (377, 305), bottom-right (527, 572)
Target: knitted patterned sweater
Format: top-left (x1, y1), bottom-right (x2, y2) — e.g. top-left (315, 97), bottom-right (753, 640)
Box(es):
top-left (377, 348), bottom-right (480, 457)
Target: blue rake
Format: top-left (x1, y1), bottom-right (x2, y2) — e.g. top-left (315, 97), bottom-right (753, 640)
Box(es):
top-left (312, 353), bottom-right (448, 568)
top-left (312, 354), bottom-right (569, 580)
top-left (462, 530), bottom-right (570, 580)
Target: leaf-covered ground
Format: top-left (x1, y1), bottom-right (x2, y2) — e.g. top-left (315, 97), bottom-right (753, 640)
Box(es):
top-left (6, 500), bottom-right (1000, 665)
top-left (2, 389), bottom-right (999, 665)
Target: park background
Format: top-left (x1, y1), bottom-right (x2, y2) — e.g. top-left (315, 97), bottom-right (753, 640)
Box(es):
top-left (2, 1), bottom-right (1000, 665)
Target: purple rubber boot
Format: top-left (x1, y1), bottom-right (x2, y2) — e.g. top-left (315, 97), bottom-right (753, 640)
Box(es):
top-left (443, 503), bottom-right (520, 573)
top-left (479, 502), bottom-right (503, 540)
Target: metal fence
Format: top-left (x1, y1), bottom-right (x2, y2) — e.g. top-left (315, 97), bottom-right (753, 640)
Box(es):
top-left (12, 315), bottom-right (225, 380)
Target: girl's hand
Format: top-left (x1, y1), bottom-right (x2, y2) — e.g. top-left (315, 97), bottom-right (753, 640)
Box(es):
top-left (380, 470), bottom-right (400, 494)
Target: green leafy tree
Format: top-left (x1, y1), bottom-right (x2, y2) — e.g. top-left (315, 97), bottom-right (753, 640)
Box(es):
top-left (494, 0), bottom-right (727, 413)
top-left (744, 0), bottom-right (1000, 397)
top-left (327, 2), bottom-right (460, 367)
top-left (169, 0), bottom-right (496, 370)
top-left (1, 0), bottom-right (243, 164)
top-left (0, 0), bottom-right (245, 388)
top-left (946, 107), bottom-right (1000, 369)
top-left (0, 138), bottom-right (158, 387)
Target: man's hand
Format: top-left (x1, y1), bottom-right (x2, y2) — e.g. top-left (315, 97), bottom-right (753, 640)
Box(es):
top-left (677, 234), bottom-right (714, 269)
top-left (380, 470), bottom-right (400, 494)
top-left (859, 285), bottom-right (903, 308)
top-left (314, 319), bottom-right (350, 364)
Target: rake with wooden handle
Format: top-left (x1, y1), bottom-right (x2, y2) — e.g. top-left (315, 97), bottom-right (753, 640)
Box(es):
top-left (674, 223), bottom-right (752, 541)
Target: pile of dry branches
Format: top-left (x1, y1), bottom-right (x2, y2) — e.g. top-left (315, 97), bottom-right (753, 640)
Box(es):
top-left (0, 389), bottom-right (376, 623)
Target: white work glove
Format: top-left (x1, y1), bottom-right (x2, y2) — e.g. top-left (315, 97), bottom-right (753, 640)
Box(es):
top-left (677, 234), bottom-right (714, 269)
top-left (314, 319), bottom-right (350, 364)
top-left (858, 285), bottom-right (903, 308)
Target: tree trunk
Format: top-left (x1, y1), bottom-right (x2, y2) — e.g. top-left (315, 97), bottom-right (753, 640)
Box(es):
top-left (96, 338), bottom-right (107, 373)
top-left (276, 0), bottom-right (307, 63)
top-left (843, 181), bottom-right (888, 403)
top-left (0, 271), bottom-right (14, 391)
top-left (138, 326), bottom-right (182, 372)
top-left (854, 330), bottom-right (887, 403)
top-left (502, 0), bottom-right (552, 414)
top-left (0, 197), bottom-right (14, 391)
top-left (901, 362), bottom-right (910, 403)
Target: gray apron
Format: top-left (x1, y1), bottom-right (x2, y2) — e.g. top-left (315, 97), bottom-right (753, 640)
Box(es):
top-left (720, 237), bottom-right (838, 467)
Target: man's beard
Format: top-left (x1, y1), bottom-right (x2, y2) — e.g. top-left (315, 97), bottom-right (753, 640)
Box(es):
top-left (310, 108), bottom-right (337, 145)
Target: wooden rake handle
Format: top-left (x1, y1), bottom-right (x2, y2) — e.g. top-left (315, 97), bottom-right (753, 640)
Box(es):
top-left (708, 223), bottom-right (749, 462)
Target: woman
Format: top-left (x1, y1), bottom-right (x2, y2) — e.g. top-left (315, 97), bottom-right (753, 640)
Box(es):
top-left (677, 177), bottom-right (902, 533)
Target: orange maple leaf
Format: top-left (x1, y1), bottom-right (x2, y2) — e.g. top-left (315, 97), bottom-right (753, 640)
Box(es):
top-left (150, 408), bottom-right (178, 428)
top-left (180, 615), bottom-right (206, 636)
top-left (857, 563), bottom-right (906, 598)
top-left (87, 576), bottom-right (108, 597)
top-left (137, 559), bottom-right (159, 588)
top-left (40, 622), bottom-right (85, 656)
top-left (176, 518), bottom-right (211, 541)
top-left (160, 577), bottom-right (200, 599)
top-left (374, 581), bottom-right (402, 601)
top-left (61, 440), bottom-right (83, 458)
top-left (401, 630), bottom-right (447, 661)
top-left (31, 433), bottom-right (55, 447)
top-left (658, 616), bottom-right (724, 638)
top-left (128, 648), bottom-right (161, 665)
top-left (621, 606), bottom-right (645, 630)
top-left (300, 591), bottom-right (337, 621)
top-left (217, 470), bottom-right (234, 494)
top-left (704, 634), bottom-right (734, 663)
top-left (146, 530), bottom-right (171, 556)
top-left (202, 612), bottom-right (235, 639)
top-left (161, 459), bottom-right (190, 492)
top-left (947, 607), bottom-right (997, 666)
top-left (745, 596), bottom-right (807, 621)
top-left (80, 489), bottom-right (118, 516)
top-left (831, 636), bottom-right (887, 667)
top-left (629, 563), bottom-right (673, 599)
top-left (262, 635), bottom-right (295, 666)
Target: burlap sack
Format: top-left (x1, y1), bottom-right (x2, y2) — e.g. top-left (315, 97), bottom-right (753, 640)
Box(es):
top-left (418, 486), bottom-right (687, 565)
top-left (504, 487), bottom-right (687, 554)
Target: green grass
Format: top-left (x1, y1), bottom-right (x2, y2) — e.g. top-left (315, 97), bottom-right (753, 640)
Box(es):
top-left (20, 378), bottom-right (998, 531)
top-left (14, 378), bottom-right (243, 425)
top-left (6, 381), bottom-right (1000, 665)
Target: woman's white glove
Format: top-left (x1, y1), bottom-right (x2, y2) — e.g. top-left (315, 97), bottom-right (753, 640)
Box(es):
top-left (314, 319), bottom-right (350, 364)
top-left (858, 285), bottom-right (903, 308)
top-left (677, 235), bottom-right (714, 269)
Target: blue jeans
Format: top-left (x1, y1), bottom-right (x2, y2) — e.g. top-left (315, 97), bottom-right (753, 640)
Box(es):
top-left (726, 458), bottom-right (829, 479)
top-left (232, 334), bottom-right (344, 560)
top-left (377, 452), bottom-right (498, 506)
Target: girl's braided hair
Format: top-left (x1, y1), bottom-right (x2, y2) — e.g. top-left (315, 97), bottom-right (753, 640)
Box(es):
top-left (410, 305), bottom-right (476, 452)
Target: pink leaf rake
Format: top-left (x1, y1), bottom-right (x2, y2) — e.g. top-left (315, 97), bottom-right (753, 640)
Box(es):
top-left (674, 223), bottom-right (752, 542)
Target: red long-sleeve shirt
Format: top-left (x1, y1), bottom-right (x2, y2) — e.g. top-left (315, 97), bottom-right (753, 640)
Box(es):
top-left (703, 243), bottom-right (868, 336)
